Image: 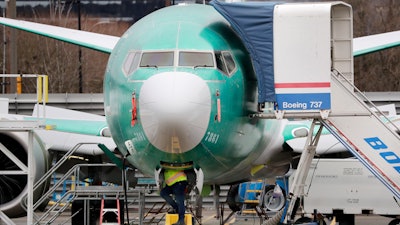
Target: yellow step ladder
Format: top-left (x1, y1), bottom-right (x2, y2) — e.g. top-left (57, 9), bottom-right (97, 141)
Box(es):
top-left (165, 213), bottom-right (193, 225)
top-left (241, 182), bottom-right (264, 215)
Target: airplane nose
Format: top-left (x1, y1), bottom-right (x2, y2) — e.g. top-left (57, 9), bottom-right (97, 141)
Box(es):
top-left (139, 72), bottom-right (211, 153)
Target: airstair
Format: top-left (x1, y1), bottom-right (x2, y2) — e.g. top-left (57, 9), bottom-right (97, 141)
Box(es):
top-left (323, 70), bottom-right (400, 199)
top-left (263, 19), bottom-right (400, 225)
top-left (256, 68), bottom-right (400, 197)
top-left (255, 69), bottom-right (400, 224)
top-left (212, 1), bottom-right (400, 224)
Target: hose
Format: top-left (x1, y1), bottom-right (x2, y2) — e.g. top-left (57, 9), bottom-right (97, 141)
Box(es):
top-left (262, 208), bottom-right (285, 225)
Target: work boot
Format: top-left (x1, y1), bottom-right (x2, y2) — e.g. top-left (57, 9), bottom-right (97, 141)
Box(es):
top-left (172, 220), bottom-right (185, 225)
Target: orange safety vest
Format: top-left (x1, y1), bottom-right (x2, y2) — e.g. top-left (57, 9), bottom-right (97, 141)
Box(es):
top-left (164, 169), bottom-right (187, 186)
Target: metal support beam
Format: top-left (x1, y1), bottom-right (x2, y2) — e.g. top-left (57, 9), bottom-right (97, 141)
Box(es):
top-left (27, 131), bottom-right (34, 224)
top-left (0, 142), bottom-right (28, 172)
top-left (282, 119), bottom-right (324, 224)
top-left (138, 190), bottom-right (145, 225)
top-left (0, 210), bottom-right (16, 225)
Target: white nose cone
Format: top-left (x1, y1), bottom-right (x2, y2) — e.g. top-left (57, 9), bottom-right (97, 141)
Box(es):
top-left (139, 72), bottom-right (211, 153)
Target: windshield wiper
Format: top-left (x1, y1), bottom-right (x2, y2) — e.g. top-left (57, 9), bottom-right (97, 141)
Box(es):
top-left (143, 65), bottom-right (158, 69)
top-left (194, 65), bottom-right (213, 69)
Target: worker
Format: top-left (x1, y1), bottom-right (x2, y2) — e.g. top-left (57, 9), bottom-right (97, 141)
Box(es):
top-left (160, 169), bottom-right (188, 225)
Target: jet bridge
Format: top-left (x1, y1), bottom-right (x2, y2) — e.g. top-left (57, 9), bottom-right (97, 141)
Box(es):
top-left (211, 1), bottom-right (400, 224)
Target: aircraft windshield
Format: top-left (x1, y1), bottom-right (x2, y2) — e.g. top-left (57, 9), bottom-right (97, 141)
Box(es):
top-left (123, 50), bottom-right (236, 75)
top-left (178, 52), bottom-right (214, 67)
top-left (140, 52), bottom-right (174, 67)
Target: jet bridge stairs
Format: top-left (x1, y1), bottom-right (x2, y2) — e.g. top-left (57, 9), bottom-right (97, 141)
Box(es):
top-left (252, 70), bottom-right (400, 224)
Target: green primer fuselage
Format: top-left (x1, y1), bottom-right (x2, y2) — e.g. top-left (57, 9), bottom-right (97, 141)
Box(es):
top-left (104, 4), bottom-right (286, 184)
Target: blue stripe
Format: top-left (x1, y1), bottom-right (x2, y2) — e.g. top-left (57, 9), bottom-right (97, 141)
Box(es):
top-left (276, 93), bottom-right (331, 110)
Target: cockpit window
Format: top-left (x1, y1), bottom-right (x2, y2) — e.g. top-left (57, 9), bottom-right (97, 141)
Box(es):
top-left (223, 52), bottom-right (236, 74)
top-left (140, 52), bottom-right (174, 67)
top-left (123, 50), bottom-right (236, 76)
top-left (179, 52), bottom-right (214, 67)
top-left (215, 51), bottom-right (236, 76)
top-left (215, 52), bottom-right (227, 74)
top-left (123, 51), bottom-right (141, 75)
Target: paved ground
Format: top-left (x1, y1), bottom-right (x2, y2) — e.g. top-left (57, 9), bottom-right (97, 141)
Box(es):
top-left (7, 209), bottom-right (398, 225)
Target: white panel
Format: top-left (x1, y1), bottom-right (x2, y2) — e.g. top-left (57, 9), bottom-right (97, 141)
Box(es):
top-left (274, 4), bottom-right (331, 83)
top-left (0, 98), bottom-right (9, 114)
top-left (332, 20), bottom-right (352, 39)
top-left (273, 3), bottom-right (332, 111)
top-left (302, 159), bottom-right (400, 215)
top-left (334, 41), bottom-right (352, 59)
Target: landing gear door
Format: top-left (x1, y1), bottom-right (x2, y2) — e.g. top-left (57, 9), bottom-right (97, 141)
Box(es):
top-left (154, 168), bottom-right (163, 190)
top-left (195, 168), bottom-right (204, 194)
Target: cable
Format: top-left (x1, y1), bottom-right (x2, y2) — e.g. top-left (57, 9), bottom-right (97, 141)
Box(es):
top-left (122, 156), bottom-right (130, 225)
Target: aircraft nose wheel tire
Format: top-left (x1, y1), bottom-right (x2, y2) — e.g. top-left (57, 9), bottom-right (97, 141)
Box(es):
top-left (226, 184), bottom-right (242, 212)
top-left (263, 185), bottom-right (286, 211)
top-left (294, 217), bottom-right (312, 224)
